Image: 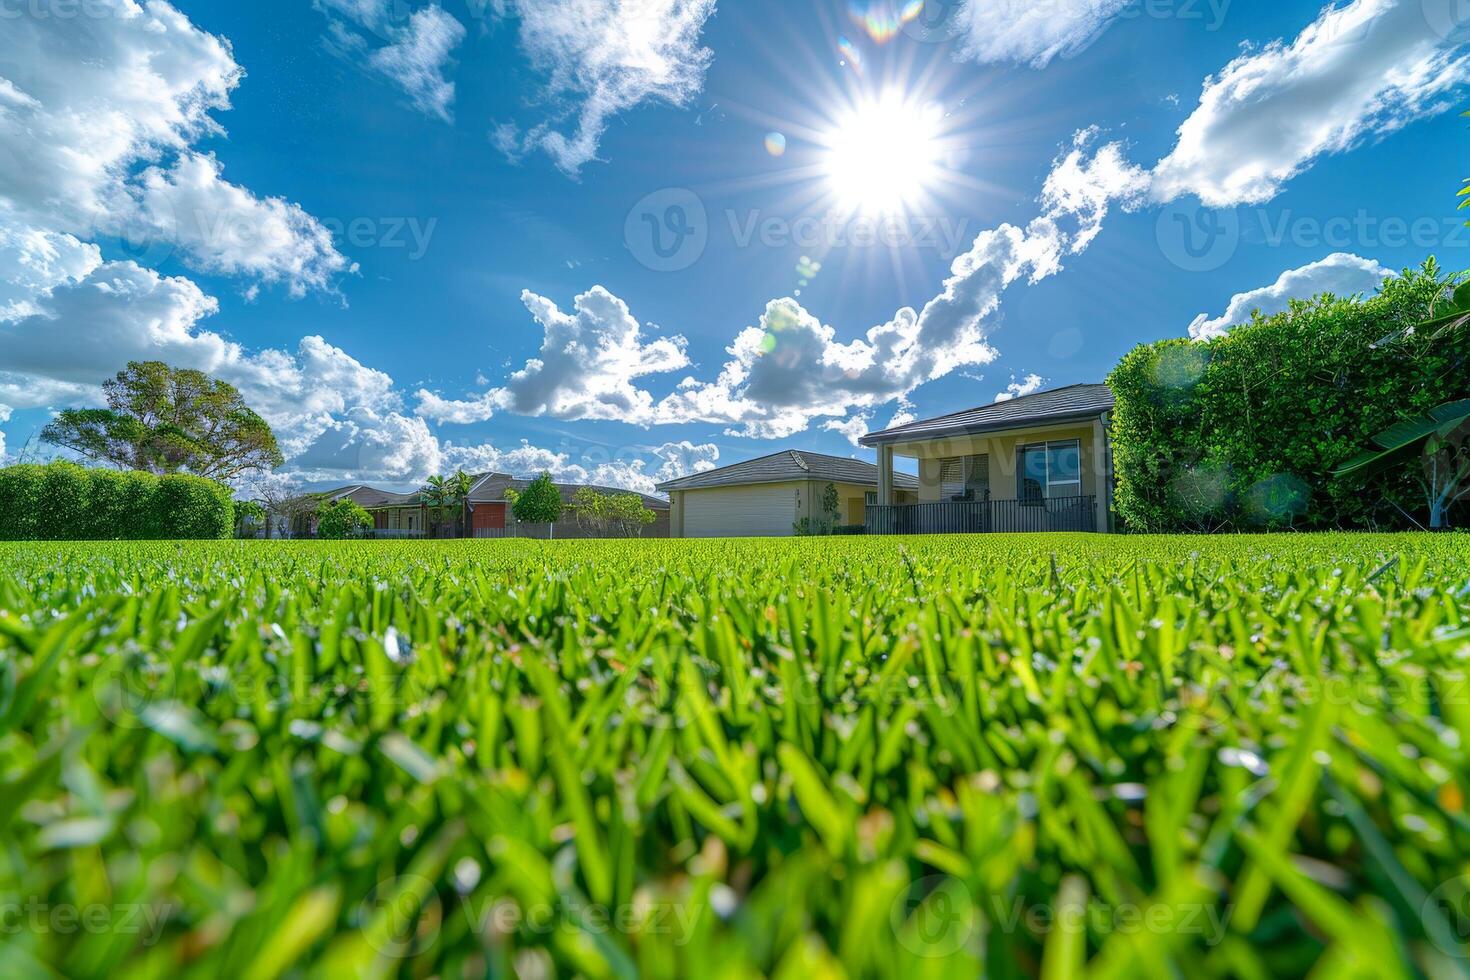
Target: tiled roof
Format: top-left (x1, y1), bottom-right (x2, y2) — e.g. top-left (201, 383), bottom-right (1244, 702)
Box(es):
top-left (860, 384), bottom-right (1114, 446)
top-left (655, 450), bottom-right (920, 493)
top-left (468, 473), bottom-right (669, 510)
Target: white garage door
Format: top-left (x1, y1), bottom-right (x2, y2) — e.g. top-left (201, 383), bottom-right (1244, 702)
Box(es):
top-left (684, 485), bottom-right (798, 538)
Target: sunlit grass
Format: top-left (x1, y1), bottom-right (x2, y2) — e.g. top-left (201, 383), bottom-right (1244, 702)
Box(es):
top-left (1, 533), bottom-right (1468, 977)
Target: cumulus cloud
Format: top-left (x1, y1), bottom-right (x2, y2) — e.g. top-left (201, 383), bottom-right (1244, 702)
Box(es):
top-left (823, 415), bottom-right (873, 448)
top-left (0, 227), bottom-right (102, 323)
top-left (318, 1), bottom-right (467, 122)
top-left (0, 0), bottom-right (349, 293)
top-left (1152, 0), bottom-right (1470, 206)
top-left (132, 152), bottom-right (351, 296)
top-left (0, 258), bottom-right (406, 470)
top-left (949, 0), bottom-right (1132, 67)
top-left (995, 373), bottom-right (1047, 402)
top-left (491, 0), bottom-right (718, 174)
top-left (0, 404), bottom-right (10, 464)
top-left (650, 440), bottom-right (719, 482)
top-left (437, 438), bottom-right (708, 495)
top-left (1188, 252), bottom-right (1393, 339)
top-left (416, 285), bottom-right (689, 424)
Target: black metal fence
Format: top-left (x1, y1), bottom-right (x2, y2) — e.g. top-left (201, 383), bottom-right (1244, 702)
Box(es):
top-left (865, 496), bottom-right (1098, 535)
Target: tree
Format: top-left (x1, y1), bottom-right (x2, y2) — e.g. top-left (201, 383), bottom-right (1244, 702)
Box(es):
top-left (235, 500), bottom-right (267, 538)
top-left (604, 492), bottom-right (657, 537)
top-left (42, 361), bottom-right (283, 481)
top-left (422, 470), bottom-right (474, 537)
top-left (1333, 399), bottom-right (1470, 529)
top-left (513, 472), bottom-right (564, 537)
top-left (248, 474), bottom-right (318, 539)
top-left (316, 499), bottom-right (373, 539)
top-left (572, 486), bottom-right (609, 534)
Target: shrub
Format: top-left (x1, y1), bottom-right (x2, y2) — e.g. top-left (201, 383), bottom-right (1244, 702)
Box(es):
top-left (513, 473), bottom-right (564, 526)
top-left (154, 474), bottom-right (236, 540)
top-left (1109, 259), bottom-right (1470, 531)
top-left (316, 499), bottom-right (373, 539)
top-left (0, 462), bottom-right (234, 540)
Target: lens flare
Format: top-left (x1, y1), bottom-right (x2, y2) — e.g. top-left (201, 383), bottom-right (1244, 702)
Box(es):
top-left (764, 132), bottom-right (787, 156)
top-left (837, 35), bottom-right (863, 74)
top-left (848, 0), bottom-right (925, 44)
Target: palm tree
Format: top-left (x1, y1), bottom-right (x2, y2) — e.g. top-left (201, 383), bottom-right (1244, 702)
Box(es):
top-left (421, 470), bottom-right (475, 537)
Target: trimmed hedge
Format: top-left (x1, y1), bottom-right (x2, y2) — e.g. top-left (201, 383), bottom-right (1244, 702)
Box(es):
top-left (1108, 260), bottom-right (1470, 532)
top-left (0, 462), bottom-right (234, 541)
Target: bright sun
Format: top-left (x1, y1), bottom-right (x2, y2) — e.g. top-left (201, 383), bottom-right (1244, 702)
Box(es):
top-left (824, 90), bottom-right (944, 215)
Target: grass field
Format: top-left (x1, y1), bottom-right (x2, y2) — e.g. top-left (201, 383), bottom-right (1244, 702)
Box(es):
top-left (2, 533), bottom-right (1469, 978)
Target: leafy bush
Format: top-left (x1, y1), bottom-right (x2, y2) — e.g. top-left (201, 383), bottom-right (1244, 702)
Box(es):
top-left (0, 462), bottom-right (234, 540)
top-left (513, 472), bottom-right (564, 526)
top-left (1, 534), bottom-right (1468, 975)
top-left (1109, 260), bottom-right (1470, 531)
top-left (316, 498), bottom-right (373, 539)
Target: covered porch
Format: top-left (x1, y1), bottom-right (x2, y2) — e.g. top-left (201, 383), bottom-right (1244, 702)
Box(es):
top-left (862, 384), bottom-right (1116, 535)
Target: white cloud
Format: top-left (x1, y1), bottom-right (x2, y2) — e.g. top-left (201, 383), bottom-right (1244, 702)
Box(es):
top-left (132, 152), bottom-right (352, 297)
top-left (491, 0), bottom-right (718, 174)
top-left (0, 259), bottom-right (403, 469)
top-left (1041, 128), bottom-right (1151, 252)
top-left (0, 227), bottom-right (102, 323)
top-left (823, 414), bottom-right (873, 448)
top-left (438, 438), bottom-right (694, 495)
top-left (0, 0), bottom-right (348, 292)
top-left (1152, 0), bottom-right (1470, 206)
top-left (416, 285), bottom-right (689, 424)
top-left (318, 1), bottom-right (467, 122)
top-left (291, 409), bottom-right (443, 482)
top-left (0, 404), bottom-right (10, 464)
top-left (950, 0), bottom-right (1132, 67)
top-left (650, 440), bottom-right (719, 482)
top-left (1188, 252), bottom-right (1393, 339)
top-left (995, 373), bottom-right (1046, 402)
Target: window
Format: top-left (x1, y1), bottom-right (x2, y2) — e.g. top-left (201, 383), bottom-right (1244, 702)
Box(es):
top-left (1018, 441), bottom-right (1082, 501)
top-left (939, 455), bottom-right (989, 501)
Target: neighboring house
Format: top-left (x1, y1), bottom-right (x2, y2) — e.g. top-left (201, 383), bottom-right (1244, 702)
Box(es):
top-left (859, 383), bottom-right (1116, 534)
top-left (657, 450), bottom-right (919, 538)
top-left (302, 474), bottom-right (670, 539)
top-left (468, 473), bottom-right (671, 539)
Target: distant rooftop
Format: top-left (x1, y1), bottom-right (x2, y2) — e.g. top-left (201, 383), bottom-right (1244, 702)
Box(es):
top-left (860, 384), bottom-right (1114, 447)
top-left (656, 450), bottom-right (919, 493)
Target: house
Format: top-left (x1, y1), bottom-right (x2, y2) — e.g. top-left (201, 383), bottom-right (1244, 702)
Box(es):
top-left (657, 450), bottom-right (918, 538)
top-left (859, 383), bottom-right (1116, 534)
top-left (301, 473), bottom-right (670, 538)
top-left (467, 474), bottom-right (671, 539)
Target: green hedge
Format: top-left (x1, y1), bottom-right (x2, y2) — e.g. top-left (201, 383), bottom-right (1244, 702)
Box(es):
top-left (1108, 260), bottom-right (1470, 532)
top-left (0, 462), bottom-right (234, 541)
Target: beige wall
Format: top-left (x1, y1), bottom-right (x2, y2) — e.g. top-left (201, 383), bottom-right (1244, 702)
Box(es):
top-left (891, 420), bottom-right (1111, 531)
top-left (668, 480), bottom-right (892, 536)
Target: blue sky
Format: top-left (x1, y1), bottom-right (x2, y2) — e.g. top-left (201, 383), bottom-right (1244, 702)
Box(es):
top-left (1, 0), bottom-right (1468, 492)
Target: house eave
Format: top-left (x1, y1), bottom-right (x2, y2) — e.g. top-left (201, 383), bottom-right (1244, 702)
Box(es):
top-left (859, 410), bottom-right (1110, 448)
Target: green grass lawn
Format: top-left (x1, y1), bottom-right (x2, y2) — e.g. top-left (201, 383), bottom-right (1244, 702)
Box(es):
top-left (1, 533), bottom-right (1469, 978)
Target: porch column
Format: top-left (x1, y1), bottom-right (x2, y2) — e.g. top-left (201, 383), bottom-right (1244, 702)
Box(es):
top-left (877, 444), bottom-right (895, 506)
top-left (1092, 419), bottom-right (1109, 533)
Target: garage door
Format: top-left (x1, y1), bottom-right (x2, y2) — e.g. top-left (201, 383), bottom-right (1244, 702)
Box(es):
top-left (683, 485), bottom-right (797, 538)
